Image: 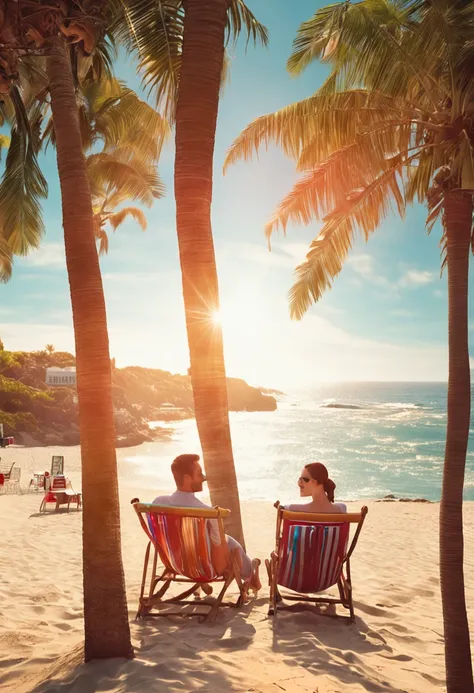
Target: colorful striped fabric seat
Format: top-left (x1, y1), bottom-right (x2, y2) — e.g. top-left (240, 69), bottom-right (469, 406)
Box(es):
top-left (266, 502), bottom-right (368, 622)
top-left (146, 511), bottom-right (217, 581)
top-left (278, 521), bottom-right (350, 593)
top-left (133, 501), bottom-right (251, 622)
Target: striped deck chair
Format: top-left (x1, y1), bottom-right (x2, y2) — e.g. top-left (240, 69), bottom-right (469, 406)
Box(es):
top-left (266, 502), bottom-right (368, 622)
top-left (133, 501), bottom-right (249, 623)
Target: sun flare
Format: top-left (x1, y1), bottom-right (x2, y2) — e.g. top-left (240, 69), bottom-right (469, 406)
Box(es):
top-left (211, 310), bottom-right (223, 325)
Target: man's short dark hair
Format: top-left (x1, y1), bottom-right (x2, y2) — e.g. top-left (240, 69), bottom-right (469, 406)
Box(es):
top-left (171, 453), bottom-right (200, 485)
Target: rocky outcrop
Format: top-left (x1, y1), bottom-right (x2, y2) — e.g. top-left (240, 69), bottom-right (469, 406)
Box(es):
top-left (0, 348), bottom-right (278, 446)
top-left (112, 367), bottom-right (278, 419)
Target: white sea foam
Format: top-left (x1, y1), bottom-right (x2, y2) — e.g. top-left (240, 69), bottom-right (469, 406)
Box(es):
top-left (133, 382), bottom-right (473, 502)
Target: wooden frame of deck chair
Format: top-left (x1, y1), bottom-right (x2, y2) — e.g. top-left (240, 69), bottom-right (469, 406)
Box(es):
top-left (266, 502), bottom-right (368, 622)
top-left (132, 501), bottom-right (249, 623)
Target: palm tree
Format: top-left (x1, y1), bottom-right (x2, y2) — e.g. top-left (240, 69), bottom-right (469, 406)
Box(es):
top-left (45, 344), bottom-right (55, 355)
top-left (116, 0), bottom-right (268, 545)
top-left (225, 1), bottom-right (473, 689)
top-left (8, 2), bottom-right (134, 660)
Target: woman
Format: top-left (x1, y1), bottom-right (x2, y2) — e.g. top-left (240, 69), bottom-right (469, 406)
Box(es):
top-left (288, 462), bottom-right (346, 513)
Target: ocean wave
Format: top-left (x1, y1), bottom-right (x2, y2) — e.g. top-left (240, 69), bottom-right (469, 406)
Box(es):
top-left (320, 403), bottom-right (364, 410)
top-left (375, 402), bottom-right (426, 410)
top-left (319, 401), bottom-right (428, 412)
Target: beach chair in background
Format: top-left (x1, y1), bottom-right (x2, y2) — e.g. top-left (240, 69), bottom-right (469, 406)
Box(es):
top-left (51, 456), bottom-right (64, 476)
top-left (132, 501), bottom-right (249, 622)
top-left (266, 502), bottom-right (368, 622)
top-left (0, 460), bottom-right (15, 481)
top-left (0, 461), bottom-right (16, 494)
top-left (39, 475), bottom-right (82, 512)
top-left (5, 466), bottom-right (21, 494)
top-left (27, 472), bottom-right (46, 493)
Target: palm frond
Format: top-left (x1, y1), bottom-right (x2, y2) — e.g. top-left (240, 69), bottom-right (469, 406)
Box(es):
top-left (224, 90), bottom-right (417, 172)
top-left (81, 36), bottom-right (118, 84)
top-left (114, 0), bottom-right (183, 122)
top-left (114, 0), bottom-right (266, 121)
top-left (0, 93), bottom-right (47, 256)
top-left (87, 152), bottom-right (165, 206)
top-left (94, 87), bottom-right (170, 161)
top-left (287, 0), bottom-right (445, 110)
top-left (285, 158), bottom-right (410, 319)
top-left (0, 236), bottom-right (13, 283)
top-left (94, 225), bottom-right (110, 255)
top-left (226, 0), bottom-right (269, 47)
top-left (229, 0), bottom-right (474, 320)
top-left (108, 206), bottom-right (147, 231)
top-left (287, 2), bottom-right (351, 74)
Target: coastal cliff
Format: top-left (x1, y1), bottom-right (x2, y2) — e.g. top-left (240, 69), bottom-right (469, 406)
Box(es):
top-left (0, 348), bottom-right (279, 447)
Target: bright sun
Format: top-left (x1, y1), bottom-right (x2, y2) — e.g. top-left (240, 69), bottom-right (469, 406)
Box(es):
top-left (210, 299), bottom-right (261, 332)
top-left (211, 310), bottom-right (223, 325)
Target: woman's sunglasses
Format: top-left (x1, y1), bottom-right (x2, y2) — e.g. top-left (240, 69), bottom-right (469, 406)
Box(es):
top-left (298, 476), bottom-right (311, 484)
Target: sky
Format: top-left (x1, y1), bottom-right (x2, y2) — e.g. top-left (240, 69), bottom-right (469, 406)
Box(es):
top-left (1, 0), bottom-right (473, 390)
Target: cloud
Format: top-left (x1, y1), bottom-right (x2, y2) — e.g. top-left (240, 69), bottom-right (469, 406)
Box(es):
top-left (345, 253), bottom-right (390, 286)
top-left (399, 269), bottom-right (435, 287)
top-left (20, 243), bottom-right (66, 268)
top-left (433, 289), bottom-right (445, 298)
top-left (345, 255), bottom-right (437, 292)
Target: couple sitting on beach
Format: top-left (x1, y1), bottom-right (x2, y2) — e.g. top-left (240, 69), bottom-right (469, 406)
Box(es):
top-left (152, 453), bottom-right (346, 595)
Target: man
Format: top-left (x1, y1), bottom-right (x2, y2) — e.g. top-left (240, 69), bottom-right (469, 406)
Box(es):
top-left (153, 453), bottom-right (261, 593)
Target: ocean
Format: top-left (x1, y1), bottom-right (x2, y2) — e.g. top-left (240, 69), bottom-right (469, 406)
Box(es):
top-left (124, 382), bottom-right (474, 503)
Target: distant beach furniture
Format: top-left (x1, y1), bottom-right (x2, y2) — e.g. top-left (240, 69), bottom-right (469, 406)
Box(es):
top-left (0, 461), bottom-right (21, 494)
top-left (0, 423), bottom-right (14, 448)
top-left (51, 455), bottom-right (64, 476)
top-left (28, 472), bottom-right (46, 493)
top-left (132, 501), bottom-right (250, 622)
top-left (28, 456), bottom-right (64, 493)
top-left (39, 475), bottom-right (82, 512)
top-left (45, 366), bottom-right (76, 386)
top-left (266, 502), bottom-right (368, 621)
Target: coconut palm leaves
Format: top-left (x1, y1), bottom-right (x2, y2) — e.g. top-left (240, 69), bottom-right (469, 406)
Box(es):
top-left (88, 148), bottom-right (164, 253)
top-left (44, 76), bottom-right (168, 253)
top-left (225, 0), bottom-right (474, 319)
top-left (0, 89), bottom-right (48, 282)
top-left (83, 80), bottom-right (168, 253)
top-left (114, 0), bottom-right (268, 120)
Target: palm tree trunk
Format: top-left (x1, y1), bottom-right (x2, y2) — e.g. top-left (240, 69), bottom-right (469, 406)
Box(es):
top-left (46, 37), bottom-right (133, 662)
top-left (174, 0), bottom-right (245, 546)
top-left (440, 189), bottom-right (473, 693)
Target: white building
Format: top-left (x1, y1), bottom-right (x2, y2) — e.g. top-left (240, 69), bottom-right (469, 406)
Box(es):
top-left (45, 366), bottom-right (76, 387)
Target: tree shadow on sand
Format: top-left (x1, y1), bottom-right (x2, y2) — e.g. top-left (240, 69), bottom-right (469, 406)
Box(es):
top-left (29, 599), bottom-right (262, 693)
top-left (269, 601), bottom-right (416, 693)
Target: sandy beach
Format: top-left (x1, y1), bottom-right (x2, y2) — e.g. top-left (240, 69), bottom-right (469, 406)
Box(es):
top-left (1, 446), bottom-right (473, 693)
